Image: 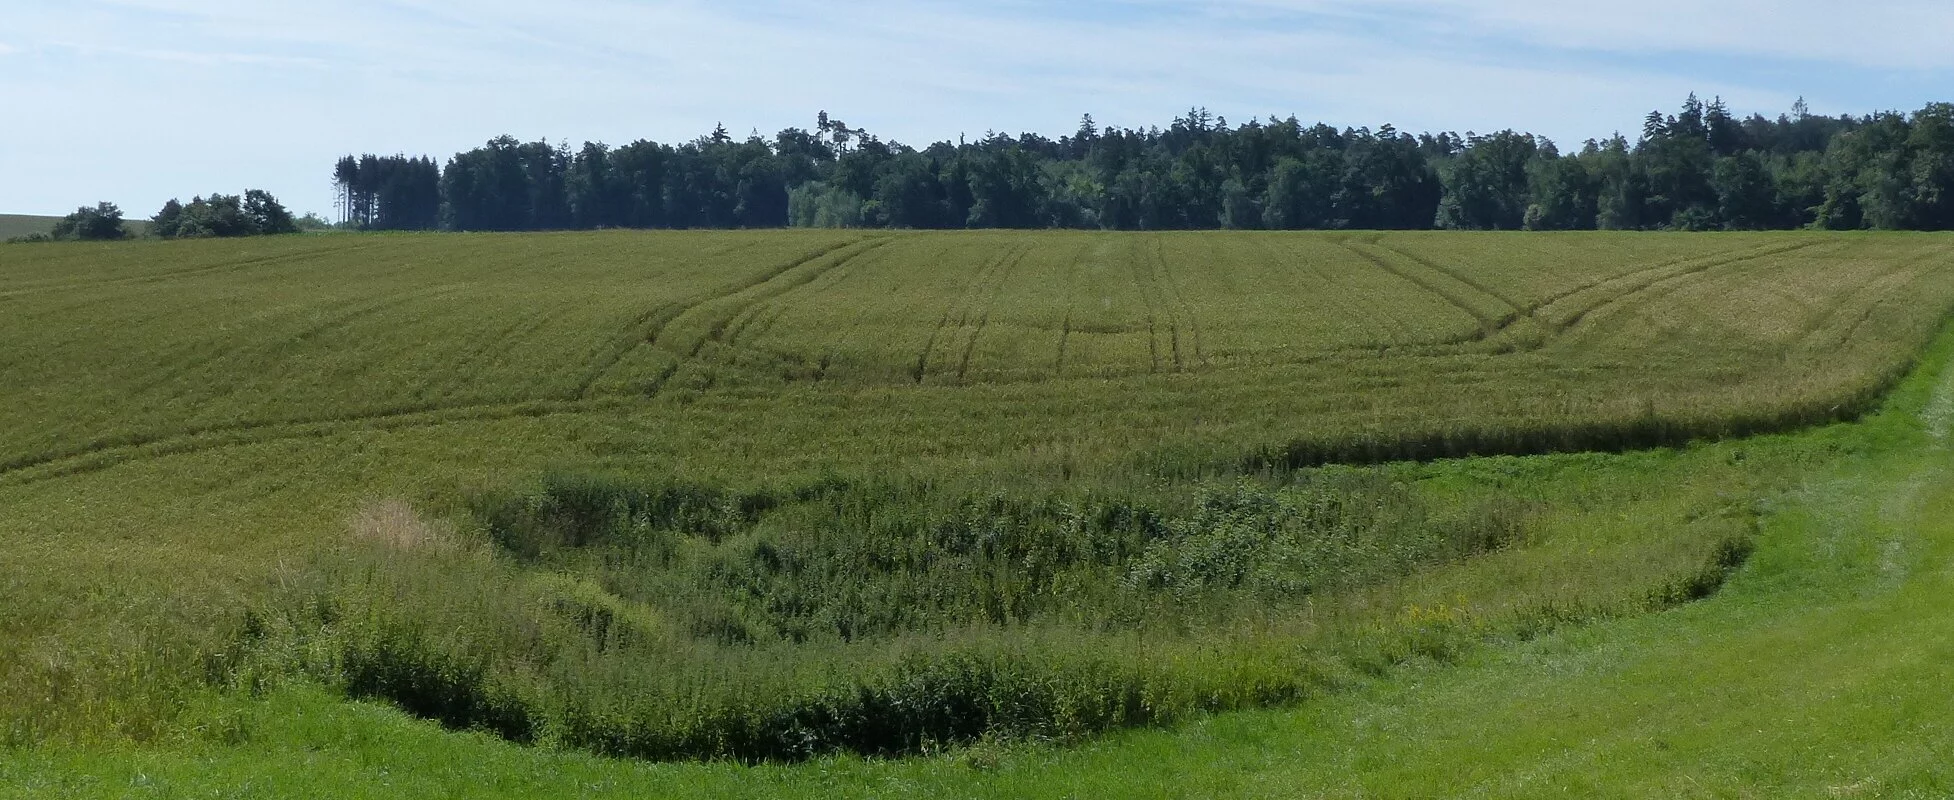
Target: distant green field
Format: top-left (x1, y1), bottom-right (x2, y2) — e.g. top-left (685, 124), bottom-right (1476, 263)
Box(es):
top-left (0, 215), bottom-right (59, 239)
top-left (3, 231), bottom-right (1954, 790)
top-left (0, 213), bottom-right (148, 240)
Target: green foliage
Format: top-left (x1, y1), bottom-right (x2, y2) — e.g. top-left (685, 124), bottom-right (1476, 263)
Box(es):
top-left (335, 154), bottom-right (442, 230)
top-left (1713, 152), bottom-right (1778, 230)
top-left (331, 97), bottom-right (1954, 234)
top-left (293, 212), bottom-right (335, 231)
top-left (216, 470), bottom-right (1547, 762)
top-left (1816, 104), bottom-right (1954, 231)
top-left (1523, 154), bottom-right (1596, 231)
top-left (1262, 152), bottom-right (1340, 229)
top-left (787, 182), bottom-right (864, 228)
top-left (151, 190), bottom-right (299, 239)
top-left (178, 194), bottom-right (255, 237)
top-left (149, 198), bottom-right (184, 238)
top-left (1437, 131), bottom-right (1539, 231)
top-left (244, 190), bottom-right (299, 235)
top-left (51, 202), bottom-right (128, 241)
top-left (1124, 482), bottom-right (1525, 601)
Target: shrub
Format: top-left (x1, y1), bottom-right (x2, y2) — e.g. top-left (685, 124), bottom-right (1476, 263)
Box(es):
top-left (51, 202), bottom-right (128, 241)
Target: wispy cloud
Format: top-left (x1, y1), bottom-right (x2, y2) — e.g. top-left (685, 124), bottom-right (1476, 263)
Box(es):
top-left (50, 42), bottom-right (327, 68)
top-left (1193, 0), bottom-right (1954, 70)
top-left (1, 0), bottom-right (1950, 216)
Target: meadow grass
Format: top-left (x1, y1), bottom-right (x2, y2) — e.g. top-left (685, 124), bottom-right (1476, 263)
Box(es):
top-left (1, 230), bottom-right (1952, 788)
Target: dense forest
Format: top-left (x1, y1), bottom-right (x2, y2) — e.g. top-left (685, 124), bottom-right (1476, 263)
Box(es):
top-left (331, 96), bottom-right (1954, 233)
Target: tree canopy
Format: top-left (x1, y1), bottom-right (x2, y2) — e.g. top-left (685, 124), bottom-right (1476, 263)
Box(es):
top-left (327, 96), bottom-right (1954, 233)
top-left (50, 203), bottom-right (130, 241)
top-left (152, 189), bottom-right (298, 236)
top-left (151, 190), bottom-right (299, 238)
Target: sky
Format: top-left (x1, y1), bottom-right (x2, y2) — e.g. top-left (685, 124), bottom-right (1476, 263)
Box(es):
top-left (4, 1), bottom-right (1954, 218)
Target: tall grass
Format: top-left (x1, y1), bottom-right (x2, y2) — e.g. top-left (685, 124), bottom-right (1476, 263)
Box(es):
top-left (212, 466), bottom-right (1751, 762)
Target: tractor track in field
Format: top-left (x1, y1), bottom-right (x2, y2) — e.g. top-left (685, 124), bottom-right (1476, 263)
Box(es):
top-left (771, 252), bottom-right (893, 384)
top-left (1134, 244), bottom-right (1177, 371)
top-left (687, 238), bottom-right (893, 359)
top-left (1055, 311), bottom-right (1073, 378)
top-left (1788, 254), bottom-right (1946, 358)
top-left (0, 395), bottom-right (640, 489)
top-left (955, 243), bottom-right (1030, 383)
top-left (722, 238), bottom-right (881, 351)
top-left (1504, 243), bottom-right (1761, 317)
top-left (0, 234), bottom-right (1908, 491)
top-left (733, 304), bottom-right (793, 350)
top-left (719, 303), bottom-right (774, 348)
top-left (1350, 239), bottom-right (1826, 355)
top-left (1053, 247), bottom-right (1080, 378)
top-left (913, 242), bottom-right (1028, 384)
top-left (572, 300), bottom-right (688, 396)
top-left (1376, 245), bottom-right (1528, 315)
top-left (809, 297), bottom-right (881, 383)
top-left (1146, 317), bottom-right (1163, 373)
top-left (1541, 244), bottom-right (1823, 355)
top-left (0, 250), bottom-right (1931, 493)
top-left (573, 237), bottom-right (871, 398)
top-left (0, 243), bottom-right (390, 301)
top-left (1340, 242), bottom-right (1506, 343)
top-left (0, 350), bottom-right (1599, 490)
top-left (1254, 238), bottom-right (1414, 345)
top-left (1152, 239), bottom-right (1209, 369)
top-left (1247, 239), bottom-right (1813, 362)
top-left (284, 284), bottom-right (466, 347)
top-left (1128, 243), bottom-right (1176, 372)
top-left (10, 239), bottom-right (870, 459)
top-left (114, 295), bottom-right (365, 399)
top-left (436, 302), bottom-right (589, 400)
top-left (0, 242), bottom-right (1104, 488)
top-left (119, 285), bottom-right (466, 403)
top-left (1530, 241), bottom-right (1824, 338)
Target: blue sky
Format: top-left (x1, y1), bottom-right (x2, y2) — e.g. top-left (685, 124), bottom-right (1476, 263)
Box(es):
top-left (5, 0), bottom-right (1954, 218)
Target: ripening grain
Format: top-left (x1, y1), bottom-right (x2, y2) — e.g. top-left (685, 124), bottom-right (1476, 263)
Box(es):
top-left (2, 230), bottom-right (1948, 484)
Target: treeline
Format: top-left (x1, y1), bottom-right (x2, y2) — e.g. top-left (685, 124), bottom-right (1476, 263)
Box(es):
top-left (335, 96), bottom-right (1954, 233)
top-left (9, 191), bottom-right (305, 244)
top-left (333, 155), bottom-right (441, 230)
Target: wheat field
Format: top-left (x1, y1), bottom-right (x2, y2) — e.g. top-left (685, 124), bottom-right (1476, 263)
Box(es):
top-left (3, 230), bottom-right (1952, 761)
top-left (4, 231), bottom-right (1948, 485)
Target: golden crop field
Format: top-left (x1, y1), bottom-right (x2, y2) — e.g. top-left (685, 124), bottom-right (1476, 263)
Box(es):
top-left (3, 230), bottom-right (1952, 763)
